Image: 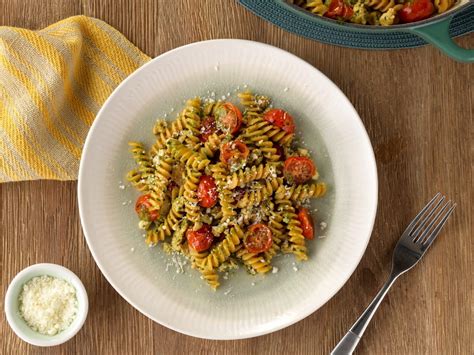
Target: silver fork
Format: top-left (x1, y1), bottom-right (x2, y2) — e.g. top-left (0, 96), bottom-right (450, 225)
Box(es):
top-left (331, 193), bottom-right (456, 355)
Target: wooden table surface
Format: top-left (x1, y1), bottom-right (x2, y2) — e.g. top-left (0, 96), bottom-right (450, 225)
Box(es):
top-left (1, 1), bottom-right (472, 354)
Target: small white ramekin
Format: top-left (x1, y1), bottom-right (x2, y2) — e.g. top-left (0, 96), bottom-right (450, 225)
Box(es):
top-left (4, 263), bottom-right (88, 347)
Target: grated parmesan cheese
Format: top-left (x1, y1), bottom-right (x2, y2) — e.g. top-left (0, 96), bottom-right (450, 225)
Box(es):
top-left (18, 275), bottom-right (78, 335)
top-left (138, 220), bottom-right (149, 230)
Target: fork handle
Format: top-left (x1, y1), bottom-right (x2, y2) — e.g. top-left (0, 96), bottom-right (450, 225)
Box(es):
top-left (331, 273), bottom-right (399, 355)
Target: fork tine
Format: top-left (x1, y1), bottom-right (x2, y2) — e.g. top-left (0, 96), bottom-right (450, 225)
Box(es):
top-left (402, 193), bottom-right (441, 236)
top-left (411, 195), bottom-right (445, 240)
top-left (415, 199), bottom-right (450, 243)
top-left (421, 203), bottom-right (456, 250)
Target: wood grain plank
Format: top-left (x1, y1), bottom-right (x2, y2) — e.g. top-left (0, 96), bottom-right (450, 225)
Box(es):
top-left (1, 0), bottom-right (472, 354)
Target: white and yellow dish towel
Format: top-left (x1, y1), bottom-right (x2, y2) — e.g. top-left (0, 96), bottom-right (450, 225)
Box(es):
top-left (0, 16), bottom-right (150, 182)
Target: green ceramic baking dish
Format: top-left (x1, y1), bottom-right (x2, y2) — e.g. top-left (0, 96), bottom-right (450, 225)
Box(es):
top-left (240, 0), bottom-right (474, 62)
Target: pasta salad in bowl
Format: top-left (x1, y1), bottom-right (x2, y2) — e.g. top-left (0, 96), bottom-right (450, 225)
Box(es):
top-left (78, 39), bottom-right (377, 339)
top-left (126, 92), bottom-right (327, 290)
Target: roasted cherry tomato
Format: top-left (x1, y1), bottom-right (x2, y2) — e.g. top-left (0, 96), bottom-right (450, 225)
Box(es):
top-left (197, 175), bottom-right (218, 208)
top-left (135, 194), bottom-right (159, 221)
top-left (399, 0), bottom-right (434, 23)
top-left (325, 0), bottom-right (354, 20)
top-left (297, 208), bottom-right (314, 240)
top-left (220, 140), bottom-right (249, 166)
top-left (244, 223), bottom-right (273, 254)
top-left (215, 102), bottom-right (242, 134)
top-left (263, 109), bottom-right (296, 134)
top-left (283, 157), bottom-right (316, 184)
top-left (187, 224), bottom-right (214, 252)
top-left (199, 116), bottom-right (217, 142)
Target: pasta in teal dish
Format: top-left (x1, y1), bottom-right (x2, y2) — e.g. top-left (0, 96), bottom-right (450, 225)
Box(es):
top-left (290, 0), bottom-right (457, 26)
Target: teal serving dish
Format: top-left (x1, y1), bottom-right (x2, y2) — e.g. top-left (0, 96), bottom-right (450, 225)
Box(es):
top-left (239, 0), bottom-right (474, 62)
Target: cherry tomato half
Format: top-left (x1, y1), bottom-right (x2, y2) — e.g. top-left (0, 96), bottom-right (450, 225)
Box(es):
top-left (325, 0), bottom-right (354, 20)
top-left (135, 194), bottom-right (159, 221)
top-left (199, 116), bottom-right (217, 142)
top-left (245, 224), bottom-right (273, 254)
top-left (297, 208), bottom-right (314, 240)
top-left (263, 109), bottom-right (296, 134)
top-left (283, 157), bottom-right (316, 184)
top-left (399, 0), bottom-right (434, 23)
top-left (197, 175), bottom-right (218, 208)
top-left (187, 224), bottom-right (214, 252)
top-left (220, 140), bottom-right (249, 165)
top-left (215, 102), bottom-right (242, 135)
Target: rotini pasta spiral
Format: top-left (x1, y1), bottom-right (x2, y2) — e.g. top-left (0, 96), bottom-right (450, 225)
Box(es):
top-left (152, 119), bottom-right (168, 136)
top-left (303, 0), bottom-right (328, 15)
top-left (220, 189), bottom-right (236, 222)
top-left (268, 212), bottom-right (286, 245)
top-left (352, 2), bottom-right (370, 24)
top-left (200, 269), bottom-right (220, 290)
top-left (235, 179), bottom-right (282, 209)
top-left (236, 248), bottom-right (273, 274)
top-left (237, 90), bottom-right (271, 115)
top-left (150, 116), bottom-right (188, 155)
top-left (275, 182), bottom-right (327, 202)
top-left (435, 0), bottom-right (454, 12)
top-left (379, 6), bottom-right (403, 26)
top-left (365, 0), bottom-right (399, 12)
top-left (171, 218), bottom-right (188, 251)
top-left (143, 153), bottom-right (175, 212)
top-left (187, 245), bottom-right (220, 290)
top-left (145, 219), bottom-right (172, 246)
top-left (188, 244), bottom-right (209, 270)
top-left (167, 139), bottom-right (210, 171)
top-left (203, 101), bottom-right (216, 117)
top-left (128, 141), bottom-right (152, 168)
top-left (225, 163), bottom-right (279, 189)
top-left (207, 163), bottom-right (237, 222)
top-left (243, 113), bottom-right (294, 146)
top-left (200, 133), bottom-right (222, 158)
top-left (202, 225), bottom-right (244, 270)
top-left (277, 199), bottom-right (308, 261)
top-left (183, 168), bottom-right (202, 227)
top-left (126, 169), bottom-right (147, 191)
top-left (265, 211), bottom-right (286, 262)
top-left (126, 142), bottom-right (158, 192)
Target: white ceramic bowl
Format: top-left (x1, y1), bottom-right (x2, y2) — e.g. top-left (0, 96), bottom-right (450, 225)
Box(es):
top-left (4, 263), bottom-right (88, 346)
top-left (78, 39), bottom-right (377, 339)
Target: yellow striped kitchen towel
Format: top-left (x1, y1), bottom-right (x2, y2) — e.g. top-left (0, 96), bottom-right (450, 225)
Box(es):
top-left (0, 16), bottom-right (150, 182)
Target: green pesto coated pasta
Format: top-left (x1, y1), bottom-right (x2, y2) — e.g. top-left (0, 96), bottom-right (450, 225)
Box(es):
top-left (289, 0), bottom-right (455, 26)
top-left (126, 91), bottom-right (327, 289)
